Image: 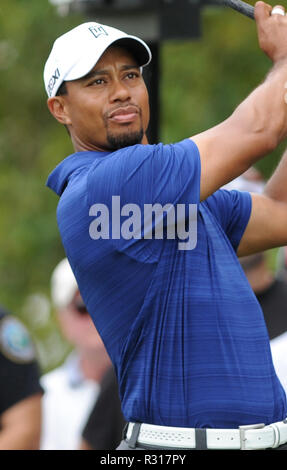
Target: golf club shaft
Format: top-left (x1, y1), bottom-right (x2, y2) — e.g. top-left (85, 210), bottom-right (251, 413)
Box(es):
top-left (218, 0), bottom-right (255, 19)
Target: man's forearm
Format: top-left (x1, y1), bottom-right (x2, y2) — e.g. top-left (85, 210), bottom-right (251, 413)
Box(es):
top-left (194, 3), bottom-right (287, 201)
top-left (238, 57), bottom-right (287, 147)
top-left (229, 59), bottom-right (287, 157)
top-left (194, 58), bottom-right (287, 201)
top-left (264, 147), bottom-right (287, 202)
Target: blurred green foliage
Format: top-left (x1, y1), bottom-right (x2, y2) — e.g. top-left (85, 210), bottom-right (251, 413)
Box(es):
top-left (0, 1), bottom-right (284, 371)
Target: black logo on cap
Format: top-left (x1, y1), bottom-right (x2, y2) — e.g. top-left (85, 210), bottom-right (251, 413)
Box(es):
top-left (89, 26), bottom-right (108, 39)
top-left (47, 68), bottom-right (60, 97)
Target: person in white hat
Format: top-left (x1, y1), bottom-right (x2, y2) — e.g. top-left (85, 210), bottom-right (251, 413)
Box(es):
top-left (44, 22), bottom-right (151, 99)
top-left (45, 3), bottom-right (287, 450)
top-left (224, 168), bottom-right (287, 396)
top-left (40, 258), bottom-right (124, 450)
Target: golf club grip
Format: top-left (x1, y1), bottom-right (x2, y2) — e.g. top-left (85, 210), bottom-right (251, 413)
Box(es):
top-left (221, 0), bottom-right (255, 19)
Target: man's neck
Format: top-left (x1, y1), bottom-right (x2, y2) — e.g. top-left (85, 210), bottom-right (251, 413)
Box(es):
top-left (71, 133), bottom-right (149, 153)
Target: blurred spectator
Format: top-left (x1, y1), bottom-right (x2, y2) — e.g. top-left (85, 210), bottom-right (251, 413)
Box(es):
top-left (224, 169), bottom-right (287, 393)
top-left (276, 246), bottom-right (287, 284)
top-left (271, 245), bottom-right (287, 393)
top-left (240, 252), bottom-right (287, 341)
top-left (80, 366), bottom-right (126, 450)
top-left (0, 305), bottom-right (43, 449)
top-left (40, 258), bottom-right (125, 450)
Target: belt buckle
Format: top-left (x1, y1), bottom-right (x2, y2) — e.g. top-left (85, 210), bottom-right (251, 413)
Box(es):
top-left (239, 423), bottom-right (265, 450)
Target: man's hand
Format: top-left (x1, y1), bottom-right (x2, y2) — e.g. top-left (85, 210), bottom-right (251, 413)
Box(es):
top-left (192, 2), bottom-right (287, 201)
top-left (255, 2), bottom-right (287, 63)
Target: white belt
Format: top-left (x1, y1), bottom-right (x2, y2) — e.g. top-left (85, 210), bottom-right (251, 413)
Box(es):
top-left (126, 419), bottom-right (287, 450)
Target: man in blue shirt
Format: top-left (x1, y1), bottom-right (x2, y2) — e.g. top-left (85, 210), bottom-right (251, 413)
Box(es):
top-left (45, 2), bottom-right (287, 450)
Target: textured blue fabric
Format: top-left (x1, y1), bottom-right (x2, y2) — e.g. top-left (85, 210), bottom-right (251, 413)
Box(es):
top-left (47, 139), bottom-right (287, 428)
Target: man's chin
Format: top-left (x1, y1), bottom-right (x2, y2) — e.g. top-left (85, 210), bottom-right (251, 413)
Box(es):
top-left (107, 129), bottom-right (144, 150)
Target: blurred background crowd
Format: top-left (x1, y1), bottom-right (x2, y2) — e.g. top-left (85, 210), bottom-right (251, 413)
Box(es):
top-left (1, 0), bottom-right (287, 450)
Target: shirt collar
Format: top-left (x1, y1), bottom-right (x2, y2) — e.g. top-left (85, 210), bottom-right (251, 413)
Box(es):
top-left (46, 151), bottom-right (110, 196)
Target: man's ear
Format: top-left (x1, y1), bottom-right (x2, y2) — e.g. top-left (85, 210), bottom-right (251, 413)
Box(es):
top-left (47, 96), bottom-right (72, 126)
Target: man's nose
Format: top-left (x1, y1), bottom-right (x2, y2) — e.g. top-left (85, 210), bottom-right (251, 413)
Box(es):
top-left (109, 78), bottom-right (131, 102)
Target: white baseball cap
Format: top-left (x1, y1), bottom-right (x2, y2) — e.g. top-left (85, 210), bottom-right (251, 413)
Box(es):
top-left (44, 21), bottom-right (152, 97)
top-left (51, 258), bottom-right (78, 309)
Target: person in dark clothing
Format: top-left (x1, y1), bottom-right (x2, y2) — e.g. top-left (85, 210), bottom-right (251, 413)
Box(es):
top-left (80, 367), bottom-right (126, 450)
top-left (0, 306), bottom-right (43, 449)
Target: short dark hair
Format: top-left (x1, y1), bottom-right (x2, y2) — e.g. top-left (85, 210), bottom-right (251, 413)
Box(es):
top-left (56, 81), bottom-right (68, 96)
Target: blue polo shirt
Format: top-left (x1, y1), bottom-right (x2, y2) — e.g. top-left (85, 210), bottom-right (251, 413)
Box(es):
top-left (47, 139), bottom-right (286, 428)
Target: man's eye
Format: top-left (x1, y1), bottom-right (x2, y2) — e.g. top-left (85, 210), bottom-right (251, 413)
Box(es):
top-left (126, 72), bottom-right (139, 79)
top-left (90, 78), bottom-right (106, 85)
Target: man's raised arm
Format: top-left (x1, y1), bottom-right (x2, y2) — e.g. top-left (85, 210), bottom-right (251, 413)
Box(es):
top-left (237, 144), bottom-right (287, 256)
top-left (192, 2), bottom-right (287, 201)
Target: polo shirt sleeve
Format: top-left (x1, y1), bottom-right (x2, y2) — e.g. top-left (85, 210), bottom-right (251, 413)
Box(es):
top-left (204, 189), bottom-right (252, 252)
top-left (88, 139), bottom-right (201, 207)
top-left (87, 139), bottom-right (201, 259)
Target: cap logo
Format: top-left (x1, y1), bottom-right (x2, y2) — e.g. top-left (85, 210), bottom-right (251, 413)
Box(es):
top-left (88, 25), bottom-right (109, 39)
top-left (47, 68), bottom-right (60, 97)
